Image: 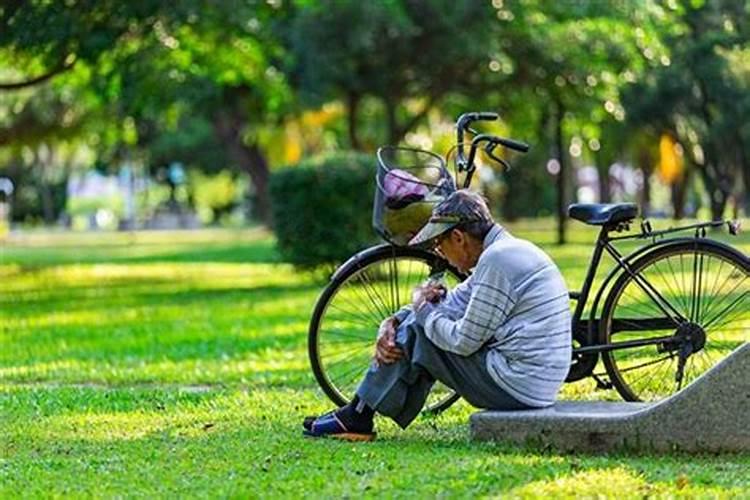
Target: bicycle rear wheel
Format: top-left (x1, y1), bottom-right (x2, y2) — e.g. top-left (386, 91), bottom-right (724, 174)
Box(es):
top-left (309, 245), bottom-right (465, 413)
top-left (601, 240), bottom-right (749, 401)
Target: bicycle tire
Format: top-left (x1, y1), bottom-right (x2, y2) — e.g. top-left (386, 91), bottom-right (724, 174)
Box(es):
top-left (308, 244), bottom-right (465, 414)
top-left (600, 239), bottom-right (749, 401)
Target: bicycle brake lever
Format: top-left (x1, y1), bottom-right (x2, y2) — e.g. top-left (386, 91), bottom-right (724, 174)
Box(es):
top-left (485, 143), bottom-right (511, 170)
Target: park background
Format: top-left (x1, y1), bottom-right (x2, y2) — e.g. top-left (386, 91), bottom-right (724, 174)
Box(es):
top-left (1, 1), bottom-right (749, 497)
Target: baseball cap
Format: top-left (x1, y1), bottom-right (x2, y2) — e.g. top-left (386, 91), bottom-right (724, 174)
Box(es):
top-left (408, 190), bottom-right (493, 246)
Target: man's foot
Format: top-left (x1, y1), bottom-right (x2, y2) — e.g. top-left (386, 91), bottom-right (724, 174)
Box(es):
top-left (303, 410), bottom-right (334, 431)
top-left (302, 411), bottom-right (376, 441)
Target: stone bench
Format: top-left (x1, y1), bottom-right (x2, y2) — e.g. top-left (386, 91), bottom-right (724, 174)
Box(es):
top-left (471, 343), bottom-right (750, 453)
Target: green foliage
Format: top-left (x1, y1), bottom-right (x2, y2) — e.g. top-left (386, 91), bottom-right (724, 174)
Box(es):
top-left (621, 0), bottom-right (750, 218)
top-left (189, 170), bottom-right (241, 224)
top-left (66, 193), bottom-right (124, 218)
top-left (284, 0), bottom-right (497, 144)
top-left (269, 151), bottom-right (376, 269)
top-left (2, 0), bottom-right (750, 228)
top-left (10, 178), bottom-right (67, 223)
top-left (501, 150), bottom-right (557, 220)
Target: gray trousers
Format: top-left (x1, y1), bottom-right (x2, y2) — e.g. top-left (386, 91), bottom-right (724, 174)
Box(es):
top-left (356, 315), bottom-right (530, 429)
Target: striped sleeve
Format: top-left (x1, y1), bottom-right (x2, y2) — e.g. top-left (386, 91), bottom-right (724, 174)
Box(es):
top-left (423, 264), bottom-right (515, 356)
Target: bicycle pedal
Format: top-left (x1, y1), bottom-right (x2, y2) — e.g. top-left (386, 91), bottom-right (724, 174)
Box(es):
top-left (592, 374), bottom-right (613, 390)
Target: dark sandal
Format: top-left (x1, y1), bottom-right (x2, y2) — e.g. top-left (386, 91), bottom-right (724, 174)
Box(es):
top-left (302, 412), bottom-right (376, 441)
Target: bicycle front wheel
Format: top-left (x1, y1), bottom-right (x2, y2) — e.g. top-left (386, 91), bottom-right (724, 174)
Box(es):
top-left (601, 239), bottom-right (749, 401)
top-left (309, 245), bottom-right (465, 414)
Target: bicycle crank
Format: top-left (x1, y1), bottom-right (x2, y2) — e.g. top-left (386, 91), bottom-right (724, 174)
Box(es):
top-left (658, 322), bottom-right (707, 389)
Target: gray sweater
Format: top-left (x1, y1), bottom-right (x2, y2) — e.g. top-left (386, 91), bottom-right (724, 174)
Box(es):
top-left (416, 224), bottom-right (572, 407)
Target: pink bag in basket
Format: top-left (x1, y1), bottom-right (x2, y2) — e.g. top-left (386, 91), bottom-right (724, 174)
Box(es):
top-left (383, 169), bottom-right (429, 209)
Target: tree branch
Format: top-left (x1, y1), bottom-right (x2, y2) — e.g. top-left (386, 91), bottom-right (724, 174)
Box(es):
top-left (392, 86), bottom-right (447, 143)
top-left (0, 56), bottom-right (77, 91)
top-left (397, 94), bottom-right (437, 139)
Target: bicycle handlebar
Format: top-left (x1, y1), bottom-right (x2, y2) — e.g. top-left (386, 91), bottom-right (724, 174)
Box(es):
top-left (456, 113), bottom-right (497, 169)
top-left (494, 136), bottom-right (529, 153)
top-left (455, 112), bottom-right (529, 176)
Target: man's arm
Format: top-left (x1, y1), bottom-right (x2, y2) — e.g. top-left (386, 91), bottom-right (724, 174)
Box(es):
top-left (393, 273), bottom-right (472, 324)
top-left (393, 306), bottom-right (413, 324)
top-left (415, 265), bottom-right (515, 355)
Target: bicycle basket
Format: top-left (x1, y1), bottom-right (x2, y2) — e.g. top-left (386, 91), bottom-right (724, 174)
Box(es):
top-left (373, 146), bottom-right (455, 246)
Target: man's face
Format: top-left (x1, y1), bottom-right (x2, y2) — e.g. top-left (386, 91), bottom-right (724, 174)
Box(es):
top-left (435, 229), bottom-right (481, 273)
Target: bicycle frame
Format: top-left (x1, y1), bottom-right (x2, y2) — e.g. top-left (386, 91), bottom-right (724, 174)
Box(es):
top-left (569, 220), bottom-right (734, 359)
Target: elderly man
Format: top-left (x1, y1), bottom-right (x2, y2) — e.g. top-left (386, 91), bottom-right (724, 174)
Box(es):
top-left (304, 189), bottom-right (572, 441)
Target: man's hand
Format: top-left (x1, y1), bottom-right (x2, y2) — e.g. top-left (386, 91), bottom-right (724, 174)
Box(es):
top-left (422, 281), bottom-right (447, 304)
top-left (412, 281), bottom-right (447, 309)
top-left (374, 316), bottom-right (403, 366)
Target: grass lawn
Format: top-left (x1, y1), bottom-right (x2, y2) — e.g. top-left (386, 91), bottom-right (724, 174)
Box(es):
top-left (1, 223), bottom-right (749, 497)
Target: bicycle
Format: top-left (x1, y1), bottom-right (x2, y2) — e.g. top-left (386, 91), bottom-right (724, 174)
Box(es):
top-left (308, 111), bottom-right (749, 414)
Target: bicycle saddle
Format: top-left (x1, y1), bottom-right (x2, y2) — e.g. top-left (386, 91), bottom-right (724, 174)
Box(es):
top-left (568, 203), bottom-right (638, 226)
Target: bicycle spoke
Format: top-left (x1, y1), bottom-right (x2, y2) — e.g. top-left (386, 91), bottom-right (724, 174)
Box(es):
top-left (330, 363), bottom-right (369, 393)
top-left (690, 247), bottom-right (704, 322)
top-left (321, 327), bottom-right (373, 343)
top-left (327, 301), bottom-right (382, 329)
top-left (314, 252), bottom-right (461, 411)
top-left (613, 353), bottom-right (675, 374)
top-left (700, 279), bottom-right (747, 329)
top-left (697, 257), bottom-right (726, 322)
top-left (337, 276), bottom-right (389, 326)
top-left (663, 255), bottom-right (692, 315)
top-left (324, 342), bottom-right (371, 364)
top-left (356, 270), bottom-right (392, 319)
top-left (698, 267), bottom-right (745, 322)
top-left (620, 288), bottom-right (666, 319)
top-left (605, 245), bottom-right (748, 402)
top-left (652, 258), bottom-right (690, 317)
top-left (702, 290), bottom-right (748, 330)
top-left (634, 264), bottom-right (687, 323)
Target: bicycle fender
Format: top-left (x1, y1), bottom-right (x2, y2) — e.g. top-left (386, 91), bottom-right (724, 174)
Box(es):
top-left (330, 244), bottom-right (395, 282)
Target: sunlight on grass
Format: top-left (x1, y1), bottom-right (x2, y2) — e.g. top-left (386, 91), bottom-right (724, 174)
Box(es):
top-left (1, 227), bottom-right (748, 496)
top-left (504, 466), bottom-right (745, 498)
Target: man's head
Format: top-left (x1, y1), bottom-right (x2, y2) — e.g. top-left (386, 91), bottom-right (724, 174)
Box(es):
top-left (409, 189), bottom-right (494, 272)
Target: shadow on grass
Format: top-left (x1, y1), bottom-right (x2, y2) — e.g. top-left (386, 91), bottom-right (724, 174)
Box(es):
top-left (2, 281), bottom-right (322, 319)
top-left (1, 240), bottom-right (281, 268)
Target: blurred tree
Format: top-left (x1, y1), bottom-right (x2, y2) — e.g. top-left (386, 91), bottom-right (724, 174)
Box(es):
top-left (284, 0), bottom-right (497, 149)
top-left (623, 0), bottom-right (750, 220)
top-left (0, 84), bottom-right (93, 223)
top-left (0, 1), bottom-right (292, 224)
top-left (477, 1), bottom-right (645, 242)
top-left (0, 1), bottom-right (193, 91)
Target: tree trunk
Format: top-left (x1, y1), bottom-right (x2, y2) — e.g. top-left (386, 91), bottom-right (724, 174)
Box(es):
top-left (671, 178), bottom-right (687, 220)
top-left (735, 131), bottom-right (750, 215)
top-left (245, 143), bottom-right (271, 224)
top-left (637, 147), bottom-right (653, 216)
top-left (213, 111), bottom-right (272, 225)
top-left (38, 179), bottom-right (55, 225)
top-left (346, 91), bottom-right (362, 150)
top-left (33, 148), bottom-right (56, 225)
top-left (553, 100), bottom-right (567, 245)
top-left (384, 97), bottom-right (399, 145)
top-left (596, 150), bottom-right (610, 203)
top-left (709, 186), bottom-right (728, 221)
top-left (695, 160), bottom-right (729, 221)
top-left (381, 91), bottom-right (441, 146)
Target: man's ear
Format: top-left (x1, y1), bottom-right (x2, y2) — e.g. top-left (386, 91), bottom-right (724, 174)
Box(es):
top-left (451, 228), bottom-right (465, 245)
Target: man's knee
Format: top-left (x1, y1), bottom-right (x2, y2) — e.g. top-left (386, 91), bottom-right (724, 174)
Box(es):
top-left (409, 327), bottom-right (445, 368)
